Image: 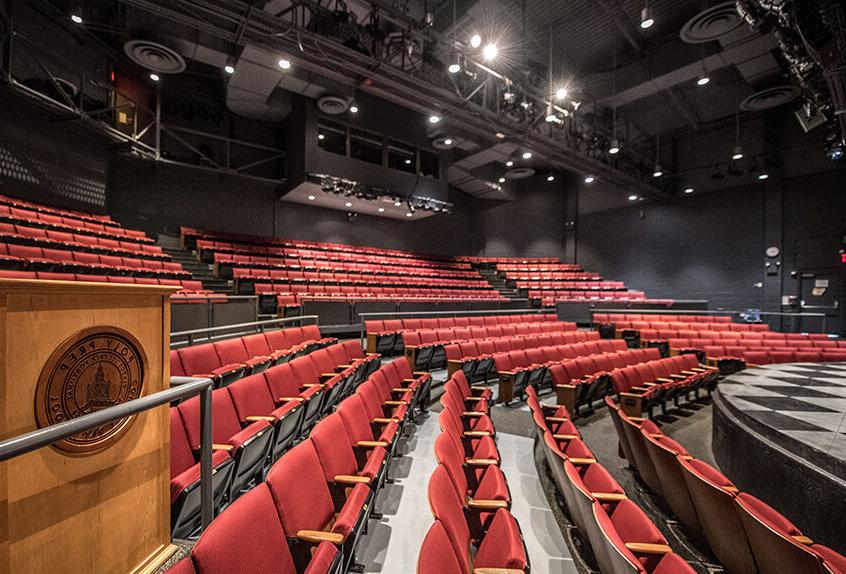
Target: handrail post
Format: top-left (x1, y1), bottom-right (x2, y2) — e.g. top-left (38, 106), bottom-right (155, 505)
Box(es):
top-left (199, 383), bottom-right (213, 529)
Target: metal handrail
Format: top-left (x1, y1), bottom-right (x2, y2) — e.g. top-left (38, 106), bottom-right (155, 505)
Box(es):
top-left (171, 315), bottom-right (320, 347)
top-left (0, 376), bottom-right (216, 529)
top-left (358, 308), bottom-right (553, 345)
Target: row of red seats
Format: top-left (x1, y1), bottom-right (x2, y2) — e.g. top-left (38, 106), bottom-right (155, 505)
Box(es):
top-left (517, 280), bottom-right (625, 289)
top-left (0, 202), bottom-right (151, 243)
top-left (0, 243), bottom-right (186, 278)
top-left (236, 270), bottom-right (489, 289)
top-left (596, 313), bottom-right (733, 324)
top-left (608, 355), bottom-right (719, 419)
top-left (531, 389), bottom-right (695, 573)
top-left (217, 253), bottom-right (479, 277)
top-left (0, 222), bottom-right (165, 258)
top-left (446, 330), bottom-right (602, 381)
top-left (539, 293), bottom-right (654, 306)
top-left (184, 225), bottom-right (461, 263)
top-left (506, 273), bottom-right (603, 281)
top-left (0, 270), bottom-right (217, 300)
top-left (731, 348), bottom-right (846, 365)
top-left (458, 255), bottom-right (563, 264)
top-left (606, 398), bottom-right (846, 574)
top-left (169, 340), bottom-right (381, 538)
top-left (259, 285), bottom-right (505, 302)
top-left (625, 321), bottom-right (771, 333)
top-left (170, 325), bottom-right (337, 387)
top-left (169, 356), bottom-right (430, 572)
top-left (231, 264), bottom-right (481, 281)
top-left (404, 321), bottom-right (575, 370)
top-left (417, 371), bottom-right (530, 573)
top-left (667, 336), bottom-right (845, 349)
top-left (270, 292), bottom-right (506, 308)
top-left (496, 262), bottom-right (583, 271)
top-left (0, 193), bottom-right (114, 224)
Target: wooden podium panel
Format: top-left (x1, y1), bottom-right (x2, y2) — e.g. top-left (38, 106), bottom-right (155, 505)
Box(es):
top-left (0, 279), bottom-right (178, 574)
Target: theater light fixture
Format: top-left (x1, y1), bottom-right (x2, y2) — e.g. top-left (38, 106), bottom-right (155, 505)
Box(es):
top-left (224, 64), bottom-right (235, 75)
top-left (470, 34), bottom-right (482, 48)
top-left (377, 207), bottom-right (385, 212)
top-left (609, 139), bottom-right (620, 155)
top-left (697, 75), bottom-right (710, 86)
top-left (406, 212), bottom-right (413, 217)
top-left (482, 44), bottom-right (498, 61)
top-left (640, 3), bottom-right (654, 29)
top-left (505, 159), bottom-right (514, 167)
top-left (653, 166), bottom-right (663, 178)
top-left (349, 104), bottom-right (359, 114)
top-left (758, 172), bottom-right (769, 180)
top-left (584, 175), bottom-right (595, 183)
top-left (344, 202), bottom-right (352, 207)
top-left (278, 58), bottom-right (291, 70)
top-left (443, 138), bottom-right (453, 146)
top-left (732, 105), bottom-right (743, 160)
top-left (498, 177), bottom-right (506, 183)
top-left (547, 175), bottom-right (555, 182)
top-left (684, 187), bottom-right (694, 194)
top-left (428, 114), bottom-right (441, 124)
top-left (149, 73), bottom-right (160, 82)
top-left (394, 200), bottom-right (402, 206)
top-left (628, 194), bottom-right (639, 201)
top-left (448, 60), bottom-right (461, 74)
top-left (495, 132), bottom-right (506, 140)
top-left (318, 134), bottom-right (325, 140)
top-left (71, 14), bottom-right (83, 24)
top-left (732, 146), bottom-right (744, 160)
top-left (555, 87), bottom-right (568, 100)
top-left (308, 195), bottom-right (316, 200)
top-left (522, 151), bottom-right (532, 160)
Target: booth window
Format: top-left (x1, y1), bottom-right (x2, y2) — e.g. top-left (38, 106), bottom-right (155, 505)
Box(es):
top-left (317, 121), bottom-right (346, 155)
top-left (387, 142), bottom-right (416, 174)
top-left (350, 129), bottom-right (383, 165)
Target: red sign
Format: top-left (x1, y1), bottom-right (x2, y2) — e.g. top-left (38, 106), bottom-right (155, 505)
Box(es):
top-left (841, 253), bottom-right (846, 264)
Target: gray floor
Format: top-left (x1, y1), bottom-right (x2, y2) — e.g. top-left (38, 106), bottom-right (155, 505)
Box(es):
top-left (356, 405), bottom-right (578, 573)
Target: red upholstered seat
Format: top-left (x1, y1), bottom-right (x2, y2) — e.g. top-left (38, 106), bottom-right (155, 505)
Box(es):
top-left (178, 343), bottom-right (246, 386)
top-left (417, 520), bottom-right (464, 574)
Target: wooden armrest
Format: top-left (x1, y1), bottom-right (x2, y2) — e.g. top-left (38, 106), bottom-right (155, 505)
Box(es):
top-left (568, 457), bottom-right (596, 465)
top-left (629, 416), bottom-right (646, 422)
top-left (555, 383), bottom-right (577, 390)
top-left (464, 431), bottom-right (491, 437)
top-left (681, 370), bottom-right (696, 375)
top-left (212, 443), bottom-right (234, 452)
top-left (414, 372), bottom-right (429, 378)
top-left (553, 434), bottom-right (579, 440)
top-left (470, 385), bottom-right (488, 391)
top-left (465, 396), bottom-right (484, 402)
top-left (546, 416), bottom-right (568, 423)
top-left (336, 364), bottom-right (354, 369)
top-left (465, 458), bottom-right (499, 466)
top-left (792, 535), bottom-right (814, 545)
top-left (691, 367), bottom-right (707, 372)
top-left (649, 433), bottom-right (664, 439)
top-left (357, 440), bottom-right (389, 448)
top-left (384, 400), bottom-right (407, 406)
top-left (473, 569), bottom-right (526, 574)
top-left (499, 370), bottom-right (516, 376)
top-left (390, 388), bottom-right (409, 394)
top-left (245, 415), bottom-right (275, 422)
top-left (655, 378), bottom-right (673, 383)
top-left (625, 542), bottom-right (673, 555)
top-left (372, 417), bottom-right (399, 424)
top-left (669, 374), bottom-right (687, 379)
top-left (467, 498), bottom-right (509, 510)
top-left (334, 474), bottom-right (371, 485)
top-left (402, 378), bottom-right (417, 384)
top-left (278, 396), bottom-right (305, 403)
top-left (641, 382), bottom-right (658, 387)
top-left (593, 492), bottom-right (627, 502)
top-left (296, 530), bottom-right (345, 545)
top-left (301, 383), bottom-right (322, 388)
top-left (462, 411), bottom-right (484, 417)
top-left (723, 485), bottom-right (739, 493)
top-left (680, 454), bottom-right (694, 461)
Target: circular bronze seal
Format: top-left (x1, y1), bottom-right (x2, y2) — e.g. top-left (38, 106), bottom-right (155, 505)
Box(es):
top-left (34, 327), bottom-right (148, 454)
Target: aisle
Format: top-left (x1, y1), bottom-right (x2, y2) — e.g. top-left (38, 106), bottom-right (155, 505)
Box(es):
top-left (355, 410), bottom-right (578, 573)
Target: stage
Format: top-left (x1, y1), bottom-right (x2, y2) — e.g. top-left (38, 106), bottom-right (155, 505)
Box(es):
top-left (713, 362), bottom-right (846, 553)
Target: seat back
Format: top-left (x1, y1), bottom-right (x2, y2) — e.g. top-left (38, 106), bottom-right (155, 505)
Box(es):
top-left (641, 432), bottom-right (701, 534)
top-left (417, 521), bottom-right (464, 574)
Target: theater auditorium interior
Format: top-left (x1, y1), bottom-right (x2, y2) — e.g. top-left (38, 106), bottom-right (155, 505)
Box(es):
top-left (0, 0), bottom-right (846, 573)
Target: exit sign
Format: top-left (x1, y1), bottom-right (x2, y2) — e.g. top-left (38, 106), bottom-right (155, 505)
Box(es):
top-left (842, 253), bottom-right (846, 263)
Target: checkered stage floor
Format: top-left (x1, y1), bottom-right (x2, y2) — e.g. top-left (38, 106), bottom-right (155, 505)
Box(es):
top-left (718, 362), bottom-right (846, 467)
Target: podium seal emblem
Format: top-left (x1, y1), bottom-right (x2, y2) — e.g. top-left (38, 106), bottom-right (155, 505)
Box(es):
top-left (35, 327), bottom-right (147, 454)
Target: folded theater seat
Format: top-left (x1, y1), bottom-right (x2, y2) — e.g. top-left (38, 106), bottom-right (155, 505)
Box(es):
top-left (176, 483), bottom-right (341, 574)
top-left (214, 338), bottom-right (273, 375)
top-left (170, 408), bottom-right (234, 539)
top-left (173, 344), bottom-right (247, 387)
top-left (267, 439), bottom-right (371, 572)
top-left (420, 465), bottom-right (529, 574)
top-left (178, 389), bottom-right (274, 502)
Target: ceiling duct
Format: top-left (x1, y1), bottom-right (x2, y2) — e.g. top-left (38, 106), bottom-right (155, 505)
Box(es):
top-left (740, 85), bottom-right (801, 111)
top-left (316, 95), bottom-right (350, 115)
top-left (123, 39), bottom-right (186, 74)
top-left (680, 2), bottom-right (746, 44)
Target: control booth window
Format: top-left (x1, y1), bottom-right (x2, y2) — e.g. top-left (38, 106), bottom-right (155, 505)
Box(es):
top-left (350, 129), bottom-right (384, 165)
top-left (387, 142), bottom-right (416, 174)
top-left (317, 121), bottom-right (346, 155)
top-left (419, 149), bottom-right (440, 179)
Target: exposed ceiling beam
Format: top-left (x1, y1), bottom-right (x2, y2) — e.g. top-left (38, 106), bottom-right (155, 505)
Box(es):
top-left (592, 0), bottom-right (643, 55)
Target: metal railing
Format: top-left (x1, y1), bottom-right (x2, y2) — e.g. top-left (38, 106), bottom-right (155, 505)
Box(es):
top-left (358, 308), bottom-right (553, 346)
top-left (590, 308), bottom-right (830, 334)
top-left (0, 376), bottom-right (216, 529)
top-left (171, 314), bottom-right (320, 348)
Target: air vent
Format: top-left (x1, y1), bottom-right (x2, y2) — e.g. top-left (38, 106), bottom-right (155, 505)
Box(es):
top-left (505, 167), bottom-right (535, 180)
top-left (316, 95), bottom-right (349, 115)
top-left (123, 40), bottom-right (186, 74)
top-left (740, 86), bottom-right (800, 111)
top-left (680, 2), bottom-right (744, 44)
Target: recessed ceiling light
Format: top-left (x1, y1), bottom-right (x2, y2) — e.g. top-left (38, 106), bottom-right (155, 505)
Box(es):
top-left (609, 139), bottom-right (620, 154)
top-left (758, 173), bottom-right (769, 180)
top-left (584, 175), bottom-right (595, 183)
top-left (278, 58), bottom-right (291, 70)
top-left (224, 64), bottom-right (235, 74)
top-left (732, 145), bottom-right (744, 160)
top-left (505, 160), bottom-right (514, 167)
top-left (71, 14), bottom-right (83, 24)
top-left (149, 73), bottom-right (160, 82)
top-left (498, 177), bottom-right (506, 183)
top-left (406, 212), bottom-right (413, 217)
top-left (443, 138), bottom-right (453, 146)
top-left (482, 44), bottom-right (498, 61)
top-left (318, 134), bottom-right (325, 140)
top-left (653, 166), bottom-right (663, 178)
top-left (307, 195), bottom-right (316, 200)
top-left (628, 194), bottom-right (639, 201)
top-left (394, 201), bottom-right (402, 206)
top-left (349, 104), bottom-right (358, 114)
top-left (547, 175), bottom-right (555, 181)
top-left (522, 151), bottom-right (532, 159)
top-left (344, 202), bottom-right (352, 207)
top-left (697, 76), bottom-right (710, 86)
top-left (470, 34), bottom-right (482, 48)
top-left (448, 62), bottom-right (461, 74)
top-left (684, 187), bottom-right (694, 194)
top-left (640, 5), bottom-right (654, 29)
top-left (377, 207), bottom-right (385, 212)
top-left (495, 132), bottom-right (506, 140)
top-left (405, 159), bottom-right (412, 164)
top-left (428, 114), bottom-right (441, 124)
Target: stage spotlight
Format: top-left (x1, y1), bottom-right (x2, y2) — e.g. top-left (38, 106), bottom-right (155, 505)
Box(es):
top-left (308, 195), bottom-right (316, 200)
top-left (505, 160), bottom-right (514, 167)
top-left (653, 165), bottom-right (663, 178)
top-left (470, 34), bottom-right (482, 48)
top-left (609, 139), bottom-right (620, 154)
top-left (547, 175), bottom-right (555, 182)
top-left (377, 207), bottom-right (385, 212)
top-left (697, 75), bottom-right (710, 86)
top-left (482, 44), bottom-right (498, 61)
top-left (640, 4), bottom-right (654, 28)
top-left (758, 172), bottom-right (769, 180)
top-left (349, 104), bottom-right (359, 114)
top-left (584, 175), bottom-right (595, 183)
top-left (628, 194), bottom-right (639, 201)
top-left (522, 151), bottom-right (532, 160)
top-left (684, 187), bottom-right (694, 194)
top-left (278, 58), bottom-right (291, 70)
top-left (428, 114), bottom-right (441, 124)
top-left (71, 14), bottom-right (83, 24)
top-left (555, 88), bottom-right (568, 100)
top-left (732, 145), bottom-right (744, 160)
top-left (224, 64), bottom-right (235, 74)
top-left (149, 73), bottom-right (160, 82)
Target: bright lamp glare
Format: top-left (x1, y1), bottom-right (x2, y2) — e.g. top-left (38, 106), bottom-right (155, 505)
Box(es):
top-left (394, 201), bottom-right (402, 206)
top-left (498, 177), bottom-right (506, 183)
top-left (149, 73), bottom-right (160, 82)
top-left (609, 145), bottom-right (620, 155)
top-left (349, 105), bottom-right (359, 114)
top-left (443, 138), bottom-right (453, 146)
top-left (482, 44), bottom-right (498, 61)
top-left (758, 173), bottom-right (769, 180)
top-left (584, 175), bottom-right (595, 183)
top-left (278, 58), bottom-right (291, 70)
top-left (224, 65), bottom-right (235, 75)
top-left (555, 88), bottom-right (568, 100)
top-left (470, 34), bottom-right (482, 48)
top-left (640, 17), bottom-right (654, 29)
top-left (684, 188), bottom-right (694, 194)
top-left (448, 63), bottom-right (461, 74)
top-left (697, 76), bottom-right (710, 86)
top-left (628, 194), bottom-right (639, 201)
top-left (521, 151), bottom-right (532, 160)
top-left (547, 175), bottom-right (555, 182)
top-left (406, 212), bottom-right (413, 217)
top-left (377, 207), bottom-right (385, 212)
top-left (345, 202), bottom-right (352, 207)
top-left (71, 14), bottom-right (83, 24)
top-left (428, 114), bottom-right (441, 124)
top-left (307, 195), bottom-right (316, 200)
top-left (505, 160), bottom-right (514, 167)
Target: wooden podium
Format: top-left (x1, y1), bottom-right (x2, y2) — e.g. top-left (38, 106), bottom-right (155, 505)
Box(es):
top-left (0, 279), bottom-right (179, 574)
